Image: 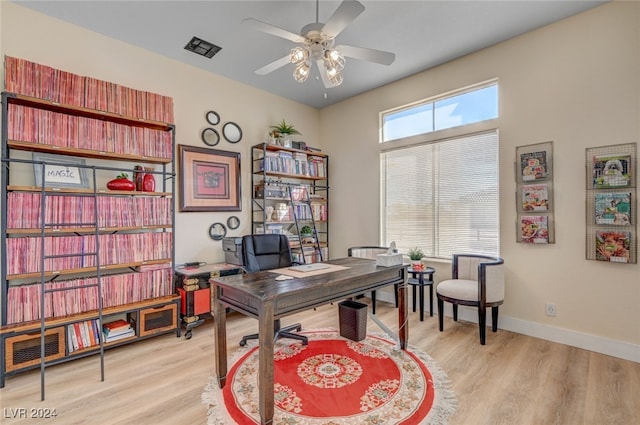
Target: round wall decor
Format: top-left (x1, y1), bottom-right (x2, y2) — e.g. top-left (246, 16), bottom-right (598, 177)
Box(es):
top-left (227, 215), bottom-right (240, 230)
top-left (201, 127), bottom-right (220, 146)
top-left (209, 222), bottom-right (227, 240)
top-left (206, 110), bottom-right (220, 125)
top-left (223, 122), bottom-right (242, 144)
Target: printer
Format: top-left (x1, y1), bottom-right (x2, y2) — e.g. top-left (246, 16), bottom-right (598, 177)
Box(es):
top-left (222, 237), bottom-right (244, 266)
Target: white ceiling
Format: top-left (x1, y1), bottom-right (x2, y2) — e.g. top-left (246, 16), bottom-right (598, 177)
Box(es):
top-left (15, 0), bottom-right (607, 109)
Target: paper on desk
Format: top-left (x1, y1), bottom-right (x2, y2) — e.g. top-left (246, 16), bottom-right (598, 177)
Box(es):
top-left (275, 275), bottom-right (294, 281)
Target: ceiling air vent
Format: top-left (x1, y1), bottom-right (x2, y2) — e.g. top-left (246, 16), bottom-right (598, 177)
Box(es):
top-left (184, 36), bottom-right (221, 59)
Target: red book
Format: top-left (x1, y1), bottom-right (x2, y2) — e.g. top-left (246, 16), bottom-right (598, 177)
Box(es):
top-left (102, 319), bottom-right (131, 334)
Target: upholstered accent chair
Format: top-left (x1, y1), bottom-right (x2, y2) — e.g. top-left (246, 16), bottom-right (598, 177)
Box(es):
top-left (239, 234), bottom-right (308, 346)
top-left (436, 253), bottom-right (504, 345)
top-left (347, 246), bottom-right (397, 314)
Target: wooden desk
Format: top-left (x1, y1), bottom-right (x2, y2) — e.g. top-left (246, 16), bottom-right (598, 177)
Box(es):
top-left (211, 256), bottom-right (408, 425)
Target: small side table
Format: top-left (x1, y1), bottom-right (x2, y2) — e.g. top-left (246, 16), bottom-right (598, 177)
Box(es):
top-left (407, 266), bottom-right (435, 321)
top-left (174, 262), bottom-right (242, 339)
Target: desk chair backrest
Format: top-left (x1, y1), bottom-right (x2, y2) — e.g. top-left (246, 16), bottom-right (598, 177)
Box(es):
top-left (242, 234), bottom-right (293, 273)
top-left (238, 234), bottom-right (307, 347)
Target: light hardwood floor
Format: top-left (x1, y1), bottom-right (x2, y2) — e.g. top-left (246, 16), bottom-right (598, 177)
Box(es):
top-left (1, 301), bottom-right (638, 424)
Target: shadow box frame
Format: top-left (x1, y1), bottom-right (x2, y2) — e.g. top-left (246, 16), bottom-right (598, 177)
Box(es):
top-left (178, 145), bottom-right (241, 212)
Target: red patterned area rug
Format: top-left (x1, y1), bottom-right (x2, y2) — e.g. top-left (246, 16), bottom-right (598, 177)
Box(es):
top-left (202, 329), bottom-right (457, 424)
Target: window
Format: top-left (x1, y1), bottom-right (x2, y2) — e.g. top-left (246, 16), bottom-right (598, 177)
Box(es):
top-left (382, 83), bottom-right (497, 142)
top-left (380, 131), bottom-right (499, 259)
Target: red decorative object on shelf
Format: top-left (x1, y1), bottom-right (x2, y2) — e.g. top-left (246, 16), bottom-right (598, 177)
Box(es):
top-left (134, 165), bottom-right (144, 191)
top-left (107, 174), bottom-right (135, 191)
top-left (142, 168), bottom-right (156, 192)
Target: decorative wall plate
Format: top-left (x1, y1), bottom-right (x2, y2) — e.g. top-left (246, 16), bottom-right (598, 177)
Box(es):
top-left (227, 215), bottom-right (240, 230)
top-left (223, 122), bottom-right (242, 143)
top-left (206, 110), bottom-right (220, 125)
top-left (209, 222), bottom-right (227, 240)
top-left (202, 128), bottom-right (220, 147)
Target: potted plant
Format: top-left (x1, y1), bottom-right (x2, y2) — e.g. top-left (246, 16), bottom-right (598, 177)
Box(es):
top-left (408, 247), bottom-right (425, 270)
top-left (299, 225), bottom-right (313, 238)
top-left (269, 119), bottom-right (301, 147)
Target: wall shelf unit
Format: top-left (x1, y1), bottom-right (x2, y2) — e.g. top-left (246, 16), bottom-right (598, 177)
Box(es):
top-left (585, 143), bottom-right (637, 263)
top-left (251, 143), bottom-right (329, 263)
top-left (1, 57), bottom-right (178, 398)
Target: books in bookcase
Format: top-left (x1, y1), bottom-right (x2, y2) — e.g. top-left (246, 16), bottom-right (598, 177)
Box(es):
top-left (103, 319), bottom-right (135, 343)
top-left (592, 154), bottom-right (632, 188)
top-left (6, 192), bottom-right (172, 229)
top-left (68, 319), bottom-right (101, 353)
top-left (520, 151), bottom-right (549, 181)
top-left (4, 56), bottom-right (174, 123)
top-left (595, 230), bottom-right (631, 263)
top-left (521, 183), bottom-right (549, 211)
top-left (103, 319), bottom-right (132, 335)
top-left (4, 269), bottom-right (173, 324)
top-left (7, 104), bottom-right (173, 159)
top-left (520, 215), bottom-right (549, 244)
top-left (594, 192), bottom-right (632, 225)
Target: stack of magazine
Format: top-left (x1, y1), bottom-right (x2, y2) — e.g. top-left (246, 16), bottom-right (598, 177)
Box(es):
top-left (102, 319), bottom-right (135, 343)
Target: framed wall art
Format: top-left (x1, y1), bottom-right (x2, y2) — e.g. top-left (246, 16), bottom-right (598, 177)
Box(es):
top-left (32, 153), bottom-right (90, 189)
top-left (178, 145), bottom-right (241, 212)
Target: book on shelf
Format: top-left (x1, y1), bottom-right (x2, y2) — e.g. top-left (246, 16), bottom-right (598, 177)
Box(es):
top-left (103, 329), bottom-right (135, 343)
top-left (520, 215), bottom-right (549, 244)
top-left (592, 154), bottom-right (632, 188)
top-left (595, 230), bottom-right (631, 263)
top-left (594, 192), bottom-right (631, 225)
top-left (68, 319), bottom-right (100, 353)
top-left (521, 183), bottom-right (549, 211)
top-left (520, 151), bottom-right (548, 181)
top-left (102, 319), bottom-right (133, 335)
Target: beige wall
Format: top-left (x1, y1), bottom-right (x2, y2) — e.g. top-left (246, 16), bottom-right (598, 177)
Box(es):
top-left (0, 1), bottom-right (320, 266)
top-left (321, 1), bottom-right (639, 360)
top-left (1, 2), bottom-right (638, 361)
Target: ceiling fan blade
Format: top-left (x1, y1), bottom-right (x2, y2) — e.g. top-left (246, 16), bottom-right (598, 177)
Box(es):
top-left (255, 55), bottom-right (291, 75)
top-left (321, 0), bottom-right (365, 39)
top-left (242, 18), bottom-right (306, 43)
top-left (315, 59), bottom-right (332, 89)
top-left (336, 44), bottom-right (396, 66)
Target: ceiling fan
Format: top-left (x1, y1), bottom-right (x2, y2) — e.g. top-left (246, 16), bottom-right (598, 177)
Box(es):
top-left (243, 0), bottom-right (395, 88)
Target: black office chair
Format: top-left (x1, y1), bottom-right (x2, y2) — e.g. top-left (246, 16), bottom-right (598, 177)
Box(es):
top-left (239, 234), bottom-right (308, 346)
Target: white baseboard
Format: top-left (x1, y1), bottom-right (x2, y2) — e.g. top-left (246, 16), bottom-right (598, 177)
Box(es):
top-left (373, 293), bottom-right (640, 363)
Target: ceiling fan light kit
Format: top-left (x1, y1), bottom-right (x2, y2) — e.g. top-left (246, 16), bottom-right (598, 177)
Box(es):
top-left (244, 0), bottom-right (395, 89)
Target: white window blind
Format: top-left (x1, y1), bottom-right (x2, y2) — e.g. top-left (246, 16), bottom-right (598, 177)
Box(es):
top-left (380, 130), bottom-right (499, 259)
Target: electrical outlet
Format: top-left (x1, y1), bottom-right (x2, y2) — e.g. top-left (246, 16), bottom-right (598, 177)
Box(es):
top-left (546, 303), bottom-right (557, 317)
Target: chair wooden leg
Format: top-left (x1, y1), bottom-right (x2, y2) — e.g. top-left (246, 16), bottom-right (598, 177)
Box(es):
top-left (478, 306), bottom-right (486, 345)
top-left (437, 298), bottom-right (444, 331)
top-left (371, 290), bottom-right (376, 315)
top-left (452, 304), bottom-right (458, 321)
top-left (394, 284), bottom-right (399, 308)
top-left (492, 306), bottom-right (499, 332)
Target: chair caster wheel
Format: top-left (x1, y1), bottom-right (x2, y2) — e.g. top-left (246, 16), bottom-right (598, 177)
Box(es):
top-left (239, 340), bottom-right (247, 347)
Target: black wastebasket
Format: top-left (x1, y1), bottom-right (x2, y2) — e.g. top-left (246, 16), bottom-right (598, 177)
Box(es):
top-left (338, 300), bottom-right (368, 341)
